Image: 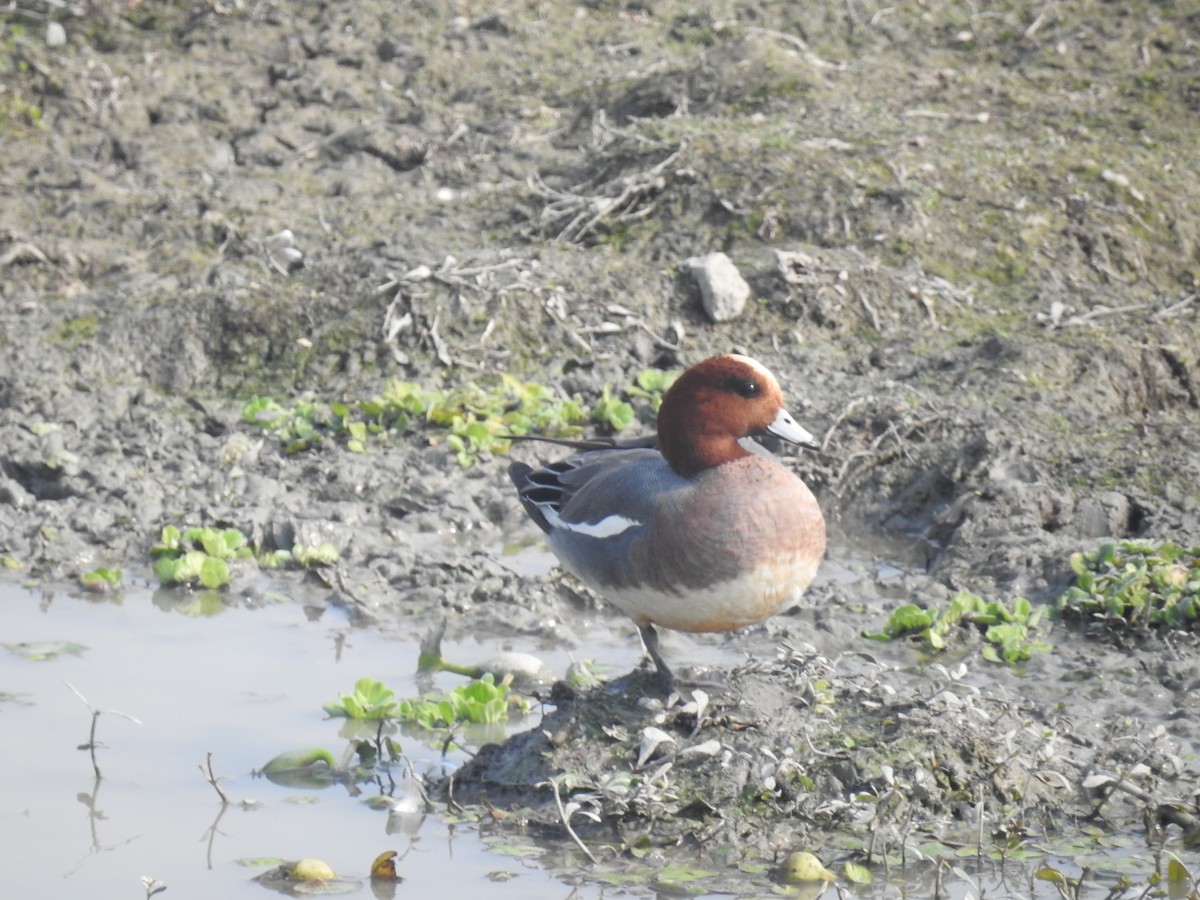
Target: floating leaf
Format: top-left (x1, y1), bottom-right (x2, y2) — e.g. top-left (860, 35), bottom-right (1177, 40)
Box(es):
top-left (844, 861), bottom-right (873, 884)
top-left (260, 748), bottom-right (336, 776)
top-left (779, 850), bottom-right (837, 883)
top-left (1035, 865), bottom-right (1069, 885)
top-left (4, 640), bottom-right (88, 661)
top-left (655, 864), bottom-right (716, 892)
top-left (237, 857), bottom-right (286, 868)
top-left (198, 555), bottom-right (230, 589)
top-left (325, 678), bottom-right (398, 720)
top-left (1168, 857), bottom-right (1195, 899)
top-left (369, 850), bottom-right (401, 882)
top-left (288, 858), bottom-right (335, 881)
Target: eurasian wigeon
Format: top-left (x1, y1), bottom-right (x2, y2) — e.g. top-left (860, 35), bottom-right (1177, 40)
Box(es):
top-left (509, 354), bottom-right (826, 691)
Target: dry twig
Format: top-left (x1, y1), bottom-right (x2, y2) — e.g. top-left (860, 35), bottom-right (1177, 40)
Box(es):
top-left (66, 681), bottom-right (142, 779)
top-left (544, 776), bottom-right (598, 864)
top-left (200, 751), bottom-right (229, 804)
top-left (529, 144), bottom-right (685, 243)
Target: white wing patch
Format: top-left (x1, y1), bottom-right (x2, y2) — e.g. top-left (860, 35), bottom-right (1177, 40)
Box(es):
top-left (543, 506), bottom-right (641, 539)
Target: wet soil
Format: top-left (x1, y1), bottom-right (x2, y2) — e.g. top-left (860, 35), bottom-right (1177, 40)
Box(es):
top-left (3, 0), bottom-right (1200, 887)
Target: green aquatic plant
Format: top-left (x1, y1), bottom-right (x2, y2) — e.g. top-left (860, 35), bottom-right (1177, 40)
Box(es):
top-left (0, 28), bottom-right (45, 135)
top-left (323, 674), bottom-right (528, 728)
top-left (242, 367), bottom-right (680, 466)
top-left (4, 640), bottom-right (87, 661)
top-left (151, 525), bottom-right (253, 589)
top-left (79, 566), bottom-right (122, 593)
top-left (591, 384), bottom-right (635, 431)
top-left (290, 542), bottom-right (340, 568)
top-left (627, 367), bottom-right (680, 410)
top-left (259, 747), bottom-right (337, 777)
top-left (865, 591), bottom-right (1050, 664)
top-left (322, 674), bottom-right (528, 763)
top-left (397, 673), bottom-right (526, 730)
top-left (243, 375), bottom-right (591, 465)
top-left (324, 678), bottom-right (400, 721)
top-left (151, 524), bottom-right (338, 587)
top-left (322, 678), bottom-right (403, 762)
top-left (240, 395), bottom-right (327, 455)
top-left (1057, 539), bottom-right (1200, 630)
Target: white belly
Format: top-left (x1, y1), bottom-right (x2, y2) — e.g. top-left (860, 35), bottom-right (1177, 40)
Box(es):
top-left (595, 555), bottom-right (822, 633)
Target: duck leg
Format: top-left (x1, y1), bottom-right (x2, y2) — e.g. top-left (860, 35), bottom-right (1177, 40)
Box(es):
top-left (637, 622), bottom-right (676, 694)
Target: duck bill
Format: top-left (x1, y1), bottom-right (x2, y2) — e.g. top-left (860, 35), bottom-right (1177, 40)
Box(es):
top-left (765, 407), bottom-right (819, 450)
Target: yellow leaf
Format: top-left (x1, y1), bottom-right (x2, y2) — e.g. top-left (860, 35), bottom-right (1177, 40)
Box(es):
top-left (780, 851), bottom-right (837, 883)
top-left (370, 850), bottom-right (400, 882)
top-left (289, 858), bottom-right (335, 881)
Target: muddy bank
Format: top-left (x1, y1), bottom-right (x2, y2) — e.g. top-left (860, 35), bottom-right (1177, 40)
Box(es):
top-left (3, 0), bottom-right (1200, 886)
top-left (448, 643), bottom-right (1196, 885)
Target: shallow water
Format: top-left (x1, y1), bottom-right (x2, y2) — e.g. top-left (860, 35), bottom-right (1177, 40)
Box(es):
top-left (1, 567), bottom-right (1189, 900)
top-left (0, 576), bottom-right (626, 899)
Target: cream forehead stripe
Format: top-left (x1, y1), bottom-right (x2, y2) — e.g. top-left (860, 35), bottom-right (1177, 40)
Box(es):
top-left (727, 354), bottom-right (780, 389)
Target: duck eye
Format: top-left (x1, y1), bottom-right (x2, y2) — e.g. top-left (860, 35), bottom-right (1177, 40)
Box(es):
top-left (726, 376), bottom-right (760, 398)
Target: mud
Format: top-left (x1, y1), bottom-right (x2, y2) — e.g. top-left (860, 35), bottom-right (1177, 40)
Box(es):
top-left (2, 0), bottom-right (1199, 887)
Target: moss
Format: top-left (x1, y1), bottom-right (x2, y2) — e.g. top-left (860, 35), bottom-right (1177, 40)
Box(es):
top-left (0, 27), bottom-right (46, 134)
top-left (52, 315), bottom-right (100, 347)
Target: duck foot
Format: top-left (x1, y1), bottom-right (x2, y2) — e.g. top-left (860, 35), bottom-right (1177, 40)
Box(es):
top-left (637, 623), bottom-right (676, 695)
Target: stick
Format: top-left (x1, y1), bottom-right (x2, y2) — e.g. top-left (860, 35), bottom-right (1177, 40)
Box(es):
top-left (200, 751), bottom-right (229, 804)
top-left (546, 777), bottom-right (598, 864)
top-left (66, 681), bottom-right (142, 779)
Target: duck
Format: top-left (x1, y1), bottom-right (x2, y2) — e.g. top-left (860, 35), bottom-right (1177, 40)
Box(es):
top-left (508, 354), bottom-right (826, 692)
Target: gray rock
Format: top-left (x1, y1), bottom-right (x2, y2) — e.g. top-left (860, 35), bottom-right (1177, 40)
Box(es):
top-left (686, 252), bottom-right (750, 322)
